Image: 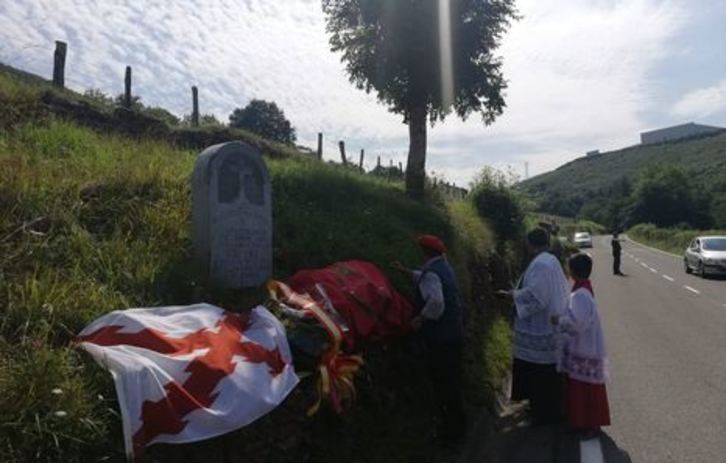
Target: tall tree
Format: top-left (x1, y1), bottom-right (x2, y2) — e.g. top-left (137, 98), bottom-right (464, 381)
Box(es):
top-left (229, 100), bottom-right (297, 145)
top-left (322, 0), bottom-right (517, 198)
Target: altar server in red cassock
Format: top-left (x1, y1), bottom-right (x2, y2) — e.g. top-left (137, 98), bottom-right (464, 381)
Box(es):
top-left (553, 253), bottom-right (611, 436)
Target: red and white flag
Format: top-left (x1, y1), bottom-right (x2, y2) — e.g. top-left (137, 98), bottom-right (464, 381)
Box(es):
top-left (77, 304), bottom-right (299, 459)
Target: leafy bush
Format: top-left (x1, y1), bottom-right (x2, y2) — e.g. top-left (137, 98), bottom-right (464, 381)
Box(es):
top-left (469, 167), bottom-right (527, 246)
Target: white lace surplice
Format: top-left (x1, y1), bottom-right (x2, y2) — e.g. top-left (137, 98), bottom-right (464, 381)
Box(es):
top-left (513, 252), bottom-right (570, 364)
top-left (556, 288), bottom-right (609, 384)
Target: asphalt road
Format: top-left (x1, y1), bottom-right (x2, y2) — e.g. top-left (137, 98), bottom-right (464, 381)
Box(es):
top-left (599, 235), bottom-right (726, 462)
top-left (467, 236), bottom-right (726, 463)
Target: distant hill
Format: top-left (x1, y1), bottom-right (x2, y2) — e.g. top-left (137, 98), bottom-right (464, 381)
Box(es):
top-left (518, 131), bottom-right (726, 228)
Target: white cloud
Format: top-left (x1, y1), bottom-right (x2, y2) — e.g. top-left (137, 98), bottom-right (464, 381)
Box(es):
top-left (671, 79), bottom-right (726, 119)
top-left (0, 0), bottom-right (690, 186)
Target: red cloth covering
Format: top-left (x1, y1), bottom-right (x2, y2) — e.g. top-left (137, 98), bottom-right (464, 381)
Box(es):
top-left (287, 260), bottom-right (415, 351)
top-left (417, 235), bottom-right (447, 254)
top-left (564, 377), bottom-right (611, 430)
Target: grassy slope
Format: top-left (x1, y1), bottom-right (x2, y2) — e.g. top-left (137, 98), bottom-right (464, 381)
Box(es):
top-left (518, 132), bottom-right (726, 217)
top-left (1, 68), bottom-right (512, 463)
top-left (628, 224), bottom-right (726, 255)
top-left (0, 62), bottom-right (303, 159)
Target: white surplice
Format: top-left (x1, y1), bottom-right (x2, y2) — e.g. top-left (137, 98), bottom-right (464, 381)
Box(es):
top-left (513, 251), bottom-right (570, 364)
top-left (556, 288), bottom-right (609, 384)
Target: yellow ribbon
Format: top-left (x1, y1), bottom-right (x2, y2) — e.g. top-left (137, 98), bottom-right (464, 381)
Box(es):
top-left (267, 280), bottom-right (363, 415)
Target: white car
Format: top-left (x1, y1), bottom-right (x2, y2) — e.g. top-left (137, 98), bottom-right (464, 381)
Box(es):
top-left (574, 232), bottom-right (593, 248)
top-left (684, 236), bottom-right (726, 278)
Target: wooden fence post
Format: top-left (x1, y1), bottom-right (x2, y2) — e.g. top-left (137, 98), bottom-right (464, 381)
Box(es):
top-left (317, 133), bottom-right (323, 160)
top-left (339, 141), bottom-right (347, 166)
top-left (359, 149), bottom-right (365, 169)
top-left (52, 41), bottom-right (67, 88)
top-left (191, 86), bottom-right (200, 127)
top-left (124, 66), bottom-right (132, 109)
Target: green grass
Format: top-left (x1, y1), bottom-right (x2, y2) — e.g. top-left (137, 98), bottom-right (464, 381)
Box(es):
top-left (628, 223), bottom-right (726, 255)
top-left (1, 108), bottom-right (513, 462)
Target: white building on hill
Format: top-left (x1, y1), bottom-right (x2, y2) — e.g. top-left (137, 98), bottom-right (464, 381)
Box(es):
top-left (640, 122), bottom-right (724, 145)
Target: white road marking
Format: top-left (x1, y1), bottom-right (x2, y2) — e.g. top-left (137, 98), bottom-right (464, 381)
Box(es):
top-left (650, 268), bottom-right (658, 273)
top-left (684, 285), bottom-right (701, 295)
top-left (663, 275), bottom-right (675, 282)
top-left (640, 263), bottom-right (648, 268)
top-left (580, 438), bottom-right (605, 463)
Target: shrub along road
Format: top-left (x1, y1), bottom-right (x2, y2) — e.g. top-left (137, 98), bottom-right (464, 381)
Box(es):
top-left (467, 235), bottom-right (726, 463)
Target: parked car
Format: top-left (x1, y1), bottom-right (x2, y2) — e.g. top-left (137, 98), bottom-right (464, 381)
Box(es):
top-left (684, 236), bottom-right (726, 278)
top-left (573, 232), bottom-right (593, 248)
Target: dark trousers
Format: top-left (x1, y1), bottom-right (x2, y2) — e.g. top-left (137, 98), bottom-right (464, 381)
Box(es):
top-left (426, 338), bottom-right (466, 439)
top-left (613, 254), bottom-right (621, 274)
top-left (511, 358), bottom-right (563, 424)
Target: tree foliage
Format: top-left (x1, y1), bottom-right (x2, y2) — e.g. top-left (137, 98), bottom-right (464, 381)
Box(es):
top-left (628, 166), bottom-right (713, 229)
top-left (228, 99), bottom-right (296, 145)
top-left (322, 0), bottom-right (518, 198)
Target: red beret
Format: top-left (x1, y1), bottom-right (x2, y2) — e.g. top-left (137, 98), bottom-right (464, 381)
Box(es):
top-left (417, 235), bottom-right (447, 254)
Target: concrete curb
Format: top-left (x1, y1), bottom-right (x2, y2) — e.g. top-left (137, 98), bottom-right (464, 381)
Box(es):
top-left (624, 235), bottom-right (681, 259)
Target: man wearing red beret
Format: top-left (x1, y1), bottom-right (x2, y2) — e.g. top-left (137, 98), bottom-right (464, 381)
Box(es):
top-left (392, 234), bottom-right (466, 445)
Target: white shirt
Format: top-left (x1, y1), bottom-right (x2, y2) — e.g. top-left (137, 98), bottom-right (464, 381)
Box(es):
top-left (412, 257), bottom-right (445, 321)
top-left (512, 252), bottom-right (570, 364)
top-left (556, 288), bottom-right (609, 384)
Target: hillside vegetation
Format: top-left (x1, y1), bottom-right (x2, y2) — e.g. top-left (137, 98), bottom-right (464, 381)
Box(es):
top-left (1, 64), bottom-right (515, 462)
top-left (629, 224), bottom-right (726, 255)
top-left (519, 132), bottom-right (726, 229)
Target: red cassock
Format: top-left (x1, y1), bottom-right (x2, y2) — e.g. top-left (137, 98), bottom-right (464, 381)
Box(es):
top-left (564, 377), bottom-right (611, 429)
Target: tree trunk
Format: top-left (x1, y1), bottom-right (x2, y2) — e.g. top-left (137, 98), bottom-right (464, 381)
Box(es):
top-left (405, 106), bottom-right (427, 199)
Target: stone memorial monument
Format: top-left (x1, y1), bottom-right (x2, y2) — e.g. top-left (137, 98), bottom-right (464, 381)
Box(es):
top-left (192, 141), bottom-right (272, 288)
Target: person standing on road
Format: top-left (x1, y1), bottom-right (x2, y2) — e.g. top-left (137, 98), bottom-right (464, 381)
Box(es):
top-left (392, 235), bottom-right (466, 444)
top-left (612, 232), bottom-right (624, 275)
top-left (499, 228), bottom-right (570, 425)
top-left (552, 253), bottom-right (611, 437)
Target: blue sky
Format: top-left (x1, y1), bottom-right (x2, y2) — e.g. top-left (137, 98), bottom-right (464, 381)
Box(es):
top-left (1, 0), bottom-right (725, 186)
